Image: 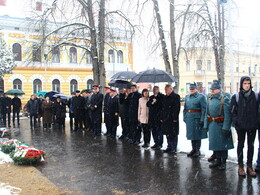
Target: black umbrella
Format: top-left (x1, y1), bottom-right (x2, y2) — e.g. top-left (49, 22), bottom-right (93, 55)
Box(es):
top-left (111, 71), bottom-right (137, 80)
top-left (108, 80), bottom-right (132, 88)
top-left (131, 68), bottom-right (177, 83)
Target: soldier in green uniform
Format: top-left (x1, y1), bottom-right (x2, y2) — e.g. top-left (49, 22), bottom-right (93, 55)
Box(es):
top-left (184, 83), bottom-right (207, 157)
top-left (204, 80), bottom-right (234, 170)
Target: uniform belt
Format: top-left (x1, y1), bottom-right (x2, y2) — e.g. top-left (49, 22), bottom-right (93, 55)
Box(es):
top-left (187, 110), bottom-right (201, 113)
top-left (207, 116), bottom-right (224, 123)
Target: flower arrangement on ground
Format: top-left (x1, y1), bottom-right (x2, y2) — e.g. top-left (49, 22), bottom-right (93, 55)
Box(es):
top-left (0, 128), bottom-right (11, 137)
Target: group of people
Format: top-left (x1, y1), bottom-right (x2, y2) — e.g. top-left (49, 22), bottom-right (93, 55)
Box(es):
top-left (0, 75), bottom-right (260, 178)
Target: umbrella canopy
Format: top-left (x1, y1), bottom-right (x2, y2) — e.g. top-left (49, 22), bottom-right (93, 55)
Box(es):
top-left (36, 91), bottom-right (47, 97)
top-left (53, 94), bottom-right (68, 99)
top-left (0, 89), bottom-right (3, 93)
top-left (45, 91), bottom-right (59, 98)
top-left (131, 68), bottom-right (177, 83)
top-left (5, 89), bottom-right (25, 95)
top-left (111, 71), bottom-right (137, 80)
top-left (108, 80), bottom-right (132, 88)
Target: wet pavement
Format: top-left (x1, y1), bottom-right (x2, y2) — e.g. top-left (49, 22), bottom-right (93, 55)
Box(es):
top-left (6, 119), bottom-right (260, 195)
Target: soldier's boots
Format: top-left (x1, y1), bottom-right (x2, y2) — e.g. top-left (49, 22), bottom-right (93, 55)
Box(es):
top-left (209, 158), bottom-right (221, 168)
top-left (255, 166), bottom-right (260, 173)
top-left (218, 159), bottom-right (226, 170)
top-left (192, 150), bottom-right (201, 158)
top-left (247, 164), bottom-right (257, 177)
top-left (238, 164), bottom-right (246, 177)
top-left (187, 149), bottom-right (195, 157)
top-left (208, 153), bottom-right (216, 162)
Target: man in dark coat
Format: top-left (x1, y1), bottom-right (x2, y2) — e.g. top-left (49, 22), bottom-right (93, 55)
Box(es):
top-left (106, 89), bottom-right (119, 138)
top-left (160, 84), bottom-right (180, 153)
top-left (126, 84), bottom-right (141, 144)
top-left (147, 86), bottom-right (165, 150)
top-left (90, 85), bottom-right (104, 135)
top-left (54, 96), bottom-right (66, 129)
top-left (11, 93), bottom-right (22, 127)
top-left (67, 92), bottom-right (75, 130)
top-left (37, 94), bottom-right (44, 126)
top-left (27, 94), bottom-right (39, 128)
top-left (104, 87), bottom-right (111, 136)
top-left (85, 89), bottom-right (93, 131)
top-left (1, 93), bottom-right (12, 127)
top-left (72, 90), bottom-right (85, 131)
top-left (230, 76), bottom-right (258, 177)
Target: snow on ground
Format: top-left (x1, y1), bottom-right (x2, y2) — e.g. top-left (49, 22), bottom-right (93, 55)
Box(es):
top-left (0, 183), bottom-right (21, 195)
top-left (0, 151), bottom-right (13, 165)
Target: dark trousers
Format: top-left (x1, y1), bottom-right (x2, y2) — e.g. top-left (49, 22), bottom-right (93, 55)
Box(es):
top-left (134, 124), bottom-right (142, 143)
top-left (191, 140), bottom-right (201, 151)
top-left (215, 150), bottom-right (228, 159)
top-left (12, 111), bottom-right (20, 124)
top-left (141, 124), bottom-right (150, 144)
top-left (74, 111), bottom-right (83, 130)
top-left (93, 122), bottom-right (101, 134)
top-left (111, 123), bottom-right (118, 137)
top-left (151, 125), bottom-right (163, 147)
top-left (166, 134), bottom-right (178, 151)
top-left (121, 116), bottom-right (129, 137)
top-left (30, 113), bottom-right (37, 128)
top-left (86, 110), bottom-right (92, 130)
top-left (2, 112), bottom-right (10, 127)
top-left (128, 122), bottom-right (138, 140)
top-left (236, 129), bottom-right (257, 165)
top-left (105, 123), bottom-right (112, 135)
top-left (69, 112), bottom-right (74, 128)
top-left (257, 131), bottom-right (260, 166)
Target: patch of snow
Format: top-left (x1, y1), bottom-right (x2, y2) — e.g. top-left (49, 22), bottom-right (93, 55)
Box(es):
top-left (0, 183), bottom-right (21, 195)
top-left (0, 151), bottom-right (13, 164)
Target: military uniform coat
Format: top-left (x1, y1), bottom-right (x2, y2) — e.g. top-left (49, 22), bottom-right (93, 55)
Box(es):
top-left (104, 93), bottom-right (111, 124)
top-left (184, 91), bottom-right (208, 140)
top-left (204, 92), bottom-right (234, 151)
top-left (107, 95), bottom-right (119, 127)
top-left (91, 92), bottom-right (104, 124)
top-left (160, 92), bottom-right (181, 136)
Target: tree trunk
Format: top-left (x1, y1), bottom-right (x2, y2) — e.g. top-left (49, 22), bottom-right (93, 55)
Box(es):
top-left (169, 0), bottom-right (179, 92)
top-left (87, 0), bottom-right (100, 85)
top-left (98, 0), bottom-right (106, 91)
top-left (218, 2), bottom-right (225, 89)
top-left (152, 0), bottom-right (172, 75)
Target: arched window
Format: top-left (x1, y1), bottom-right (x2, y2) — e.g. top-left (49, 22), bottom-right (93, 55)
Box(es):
top-left (117, 50), bottom-right (123, 63)
top-left (52, 47), bottom-right (60, 63)
top-left (0, 78), bottom-right (4, 92)
top-left (87, 79), bottom-right (94, 89)
top-left (12, 43), bottom-right (22, 61)
top-left (13, 79), bottom-right (22, 90)
top-left (86, 51), bottom-right (92, 64)
top-left (32, 45), bottom-right (42, 62)
top-left (52, 79), bottom-right (60, 92)
top-left (70, 47), bottom-right (77, 63)
top-left (70, 79), bottom-right (78, 94)
top-left (33, 79), bottom-right (42, 94)
top-left (108, 49), bottom-right (115, 63)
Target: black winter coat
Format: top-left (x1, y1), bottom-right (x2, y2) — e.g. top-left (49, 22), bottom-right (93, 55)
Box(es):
top-left (54, 100), bottom-right (66, 124)
top-left (118, 93), bottom-right (129, 118)
top-left (91, 92), bottom-right (104, 124)
top-left (230, 91), bottom-right (258, 130)
top-left (27, 99), bottom-right (39, 114)
top-left (11, 97), bottom-right (22, 112)
top-left (106, 95), bottom-right (119, 126)
top-left (104, 93), bottom-right (111, 123)
top-left (72, 95), bottom-right (85, 113)
top-left (1, 96), bottom-right (12, 113)
top-left (127, 91), bottom-right (141, 124)
top-left (147, 93), bottom-right (165, 127)
top-left (160, 92), bottom-right (181, 136)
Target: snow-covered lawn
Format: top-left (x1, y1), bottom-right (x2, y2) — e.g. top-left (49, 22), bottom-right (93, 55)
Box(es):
top-left (0, 183), bottom-right (21, 195)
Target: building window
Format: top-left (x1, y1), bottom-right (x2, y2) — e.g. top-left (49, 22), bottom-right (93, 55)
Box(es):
top-left (13, 79), bottom-right (22, 90)
top-left (108, 49), bottom-right (115, 63)
top-left (186, 60), bottom-right (190, 71)
top-left (52, 79), bottom-right (60, 92)
top-left (33, 79), bottom-right (42, 94)
top-left (196, 60), bottom-right (202, 71)
top-left (32, 45), bottom-right (41, 62)
top-left (207, 60), bottom-right (211, 70)
top-left (86, 51), bottom-right (92, 64)
top-left (0, 78), bottom-right (4, 91)
top-left (70, 47), bottom-right (77, 63)
top-left (52, 47), bottom-right (60, 63)
top-left (70, 79), bottom-right (78, 94)
top-left (87, 79), bottom-right (94, 89)
top-left (12, 43), bottom-right (22, 61)
top-left (36, 1), bottom-right (42, 11)
top-left (0, 0), bottom-right (6, 6)
top-left (117, 50), bottom-right (123, 63)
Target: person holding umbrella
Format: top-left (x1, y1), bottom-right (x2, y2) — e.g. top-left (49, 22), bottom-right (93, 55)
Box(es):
top-left (1, 93), bottom-right (12, 127)
top-left (90, 85), bottom-right (104, 136)
top-left (160, 84), bottom-right (181, 154)
top-left (11, 93), bottom-right (22, 127)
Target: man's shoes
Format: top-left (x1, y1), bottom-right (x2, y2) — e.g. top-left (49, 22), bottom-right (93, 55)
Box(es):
top-left (218, 159), bottom-right (226, 170)
top-left (247, 164), bottom-right (257, 177)
top-left (192, 150), bottom-right (201, 158)
top-left (209, 158), bottom-right (221, 168)
top-left (163, 148), bottom-right (176, 154)
top-left (133, 141), bottom-right (141, 145)
top-left (255, 166), bottom-right (260, 173)
top-left (142, 143), bottom-right (150, 148)
top-left (118, 135), bottom-right (125, 140)
top-left (238, 164), bottom-right (246, 177)
top-left (187, 149), bottom-right (196, 157)
top-left (151, 144), bottom-right (157, 149)
top-left (208, 153), bottom-right (216, 162)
